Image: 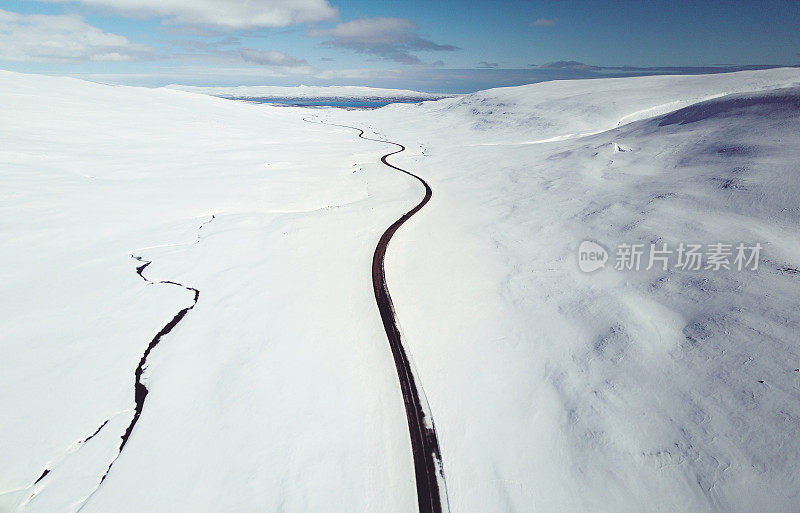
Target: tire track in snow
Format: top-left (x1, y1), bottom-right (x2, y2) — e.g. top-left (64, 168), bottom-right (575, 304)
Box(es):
top-left (306, 118), bottom-right (449, 513)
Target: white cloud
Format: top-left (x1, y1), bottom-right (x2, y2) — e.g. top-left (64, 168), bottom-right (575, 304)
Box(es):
top-left (530, 17), bottom-right (557, 27)
top-left (309, 17), bottom-right (458, 65)
top-left (40, 0), bottom-right (338, 30)
top-left (240, 49), bottom-right (305, 67)
top-left (239, 48), bottom-right (313, 74)
top-left (0, 9), bottom-right (153, 62)
top-left (161, 36), bottom-right (239, 52)
top-left (315, 67), bottom-right (404, 80)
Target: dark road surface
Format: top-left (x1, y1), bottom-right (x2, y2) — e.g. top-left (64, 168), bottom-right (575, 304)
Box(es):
top-left (311, 119), bottom-right (449, 513)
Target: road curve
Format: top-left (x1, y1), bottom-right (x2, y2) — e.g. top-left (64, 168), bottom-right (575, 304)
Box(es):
top-left (308, 119), bottom-right (449, 513)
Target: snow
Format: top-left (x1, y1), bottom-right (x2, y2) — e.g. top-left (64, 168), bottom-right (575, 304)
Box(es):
top-left (0, 70), bottom-right (417, 513)
top-left (165, 83), bottom-right (452, 100)
top-left (2, 67), bottom-right (800, 513)
top-left (330, 68), bottom-right (800, 513)
top-left (368, 68), bottom-right (800, 144)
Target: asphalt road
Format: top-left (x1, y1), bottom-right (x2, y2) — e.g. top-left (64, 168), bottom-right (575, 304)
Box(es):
top-left (314, 120), bottom-right (449, 513)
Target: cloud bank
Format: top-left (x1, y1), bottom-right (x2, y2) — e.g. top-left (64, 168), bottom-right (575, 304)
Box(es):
top-left (0, 9), bottom-right (153, 62)
top-left (239, 48), bottom-right (312, 73)
top-left (40, 0), bottom-right (338, 30)
top-left (530, 18), bottom-right (557, 27)
top-left (538, 60), bottom-right (600, 70)
top-left (310, 17), bottom-right (458, 64)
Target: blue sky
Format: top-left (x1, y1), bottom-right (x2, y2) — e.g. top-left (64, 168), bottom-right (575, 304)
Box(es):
top-left (0, 0), bottom-right (798, 92)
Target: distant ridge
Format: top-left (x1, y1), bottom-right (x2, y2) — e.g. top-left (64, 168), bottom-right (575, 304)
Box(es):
top-left (165, 84), bottom-right (455, 100)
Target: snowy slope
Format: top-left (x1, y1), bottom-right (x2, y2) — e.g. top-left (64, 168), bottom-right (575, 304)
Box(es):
top-left (3, 68), bottom-right (800, 513)
top-left (0, 70), bottom-right (418, 513)
top-left (369, 67), bottom-right (800, 143)
top-left (330, 69), bottom-right (800, 513)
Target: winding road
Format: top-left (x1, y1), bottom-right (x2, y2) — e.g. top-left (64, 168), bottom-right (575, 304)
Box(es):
top-left (311, 120), bottom-right (449, 513)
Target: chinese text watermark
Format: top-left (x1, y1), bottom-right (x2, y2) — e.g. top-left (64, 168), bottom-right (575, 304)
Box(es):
top-left (578, 241), bottom-right (762, 273)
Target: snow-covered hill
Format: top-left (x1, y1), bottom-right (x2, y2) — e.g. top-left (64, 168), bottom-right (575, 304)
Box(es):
top-left (369, 67), bottom-right (800, 142)
top-left (333, 68), bottom-right (800, 513)
top-left (2, 68), bottom-right (800, 513)
top-left (0, 70), bottom-right (419, 513)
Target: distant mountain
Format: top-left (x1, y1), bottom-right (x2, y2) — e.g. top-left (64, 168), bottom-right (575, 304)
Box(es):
top-left (165, 84), bottom-right (454, 100)
top-left (538, 60), bottom-right (601, 70)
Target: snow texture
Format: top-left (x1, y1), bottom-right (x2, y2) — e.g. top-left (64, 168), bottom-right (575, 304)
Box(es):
top-left (2, 67), bottom-right (800, 513)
